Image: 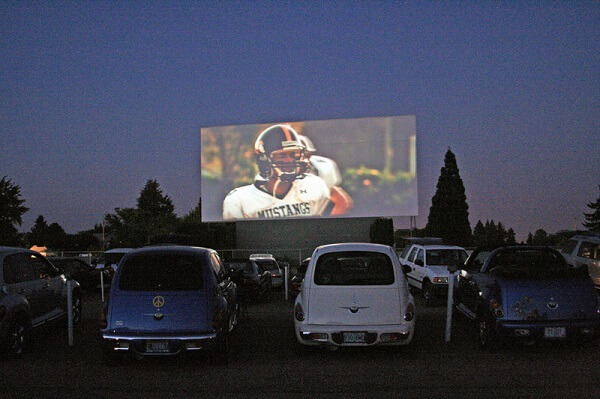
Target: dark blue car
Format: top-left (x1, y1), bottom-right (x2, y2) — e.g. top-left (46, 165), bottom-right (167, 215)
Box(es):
top-left (99, 246), bottom-right (238, 362)
top-left (454, 246), bottom-right (600, 350)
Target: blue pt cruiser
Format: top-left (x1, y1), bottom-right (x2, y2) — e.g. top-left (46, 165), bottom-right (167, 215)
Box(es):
top-left (99, 246), bottom-right (238, 362)
top-left (453, 246), bottom-right (600, 350)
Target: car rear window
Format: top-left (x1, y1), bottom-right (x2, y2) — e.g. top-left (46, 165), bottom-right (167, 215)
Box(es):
top-left (254, 259), bottom-right (279, 272)
top-left (486, 249), bottom-right (585, 279)
top-left (314, 251), bottom-right (395, 286)
top-left (426, 249), bottom-right (468, 266)
top-left (118, 253), bottom-right (204, 291)
top-left (228, 261), bottom-right (253, 274)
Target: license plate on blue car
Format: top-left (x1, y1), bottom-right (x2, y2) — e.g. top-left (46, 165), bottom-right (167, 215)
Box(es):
top-left (343, 332), bottom-right (366, 343)
top-left (544, 327), bottom-right (566, 339)
top-left (146, 340), bottom-right (170, 353)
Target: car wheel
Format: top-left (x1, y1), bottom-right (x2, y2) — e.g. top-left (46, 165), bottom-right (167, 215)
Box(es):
top-left (3, 318), bottom-right (28, 357)
top-left (229, 304), bottom-right (239, 332)
top-left (477, 311), bottom-right (499, 351)
top-left (422, 282), bottom-right (434, 306)
top-left (71, 293), bottom-right (82, 326)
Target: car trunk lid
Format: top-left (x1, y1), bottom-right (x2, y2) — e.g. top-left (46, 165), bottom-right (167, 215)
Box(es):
top-left (501, 277), bottom-right (598, 321)
top-left (109, 291), bottom-right (211, 334)
top-left (307, 286), bottom-right (402, 325)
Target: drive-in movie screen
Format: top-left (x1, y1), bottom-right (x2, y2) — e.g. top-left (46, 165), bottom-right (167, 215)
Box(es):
top-left (201, 115), bottom-right (417, 221)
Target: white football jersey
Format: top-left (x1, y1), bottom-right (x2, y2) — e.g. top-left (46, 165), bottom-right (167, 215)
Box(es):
top-left (223, 174), bottom-right (331, 220)
top-left (309, 155), bottom-right (342, 188)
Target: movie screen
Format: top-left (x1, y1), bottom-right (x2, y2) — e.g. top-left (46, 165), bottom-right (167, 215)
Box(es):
top-left (201, 115), bottom-right (417, 221)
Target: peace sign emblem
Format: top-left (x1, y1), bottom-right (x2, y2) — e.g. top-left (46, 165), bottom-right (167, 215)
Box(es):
top-left (152, 296), bottom-right (165, 308)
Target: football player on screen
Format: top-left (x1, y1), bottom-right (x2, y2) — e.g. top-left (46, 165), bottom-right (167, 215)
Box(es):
top-left (223, 124), bottom-right (350, 220)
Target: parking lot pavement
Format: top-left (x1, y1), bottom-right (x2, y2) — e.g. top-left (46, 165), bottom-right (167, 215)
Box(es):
top-left (0, 290), bottom-right (599, 398)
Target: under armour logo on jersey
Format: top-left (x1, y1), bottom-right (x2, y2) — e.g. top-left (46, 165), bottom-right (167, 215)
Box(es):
top-left (300, 189), bottom-right (307, 194)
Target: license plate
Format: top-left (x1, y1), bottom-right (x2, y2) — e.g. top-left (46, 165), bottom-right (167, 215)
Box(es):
top-left (544, 327), bottom-right (566, 339)
top-left (146, 340), bottom-right (170, 353)
top-left (342, 332), bottom-right (366, 343)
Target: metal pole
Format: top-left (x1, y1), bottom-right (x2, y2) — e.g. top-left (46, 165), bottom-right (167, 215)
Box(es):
top-left (445, 271), bottom-right (456, 342)
top-left (284, 265), bottom-right (289, 301)
top-left (67, 280), bottom-right (73, 346)
top-left (100, 270), bottom-right (105, 302)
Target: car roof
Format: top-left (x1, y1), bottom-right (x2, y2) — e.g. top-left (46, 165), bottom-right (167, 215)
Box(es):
top-left (416, 245), bottom-right (467, 250)
top-left (0, 246), bottom-right (35, 256)
top-left (103, 248), bottom-right (135, 253)
top-left (126, 245), bottom-right (213, 256)
top-left (314, 242), bottom-right (395, 256)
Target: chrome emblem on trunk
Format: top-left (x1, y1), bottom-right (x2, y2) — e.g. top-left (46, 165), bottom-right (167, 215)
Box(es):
top-left (340, 306), bottom-right (370, 313)
top-left (547, 300), bottom-right (558, 310)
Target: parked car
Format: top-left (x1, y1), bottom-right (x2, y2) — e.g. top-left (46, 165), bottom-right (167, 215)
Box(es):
top-left (398, 238), bottom-right (468, 305)
top-left (93, 248), bottom-right (134, 274)
top-left (290, 257), bottom-right (310, 298)
top-left (0, 247), bottom-right (82, 357)
top-left (250, 254), bottom-right (284, 289)
top-left (225, 258), bottom-right (271, 300)
top-left (453, 245), bottom-right (600, 350)
top-left (294, 243), bottom-right (415, 349)
top-left (99, 246), bottom-right (238, 362)
top-left (47, 256), bottom-right (106, 292)
top-left (559, 233), bottom-right (600, 291)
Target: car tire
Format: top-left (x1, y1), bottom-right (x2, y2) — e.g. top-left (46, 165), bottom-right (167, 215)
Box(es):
top-left (3, 317), bottom-right (29, 357)
top-left (71, 292), bottom-right (82, 326)
top-left (422, 282), bottom-right (434, 306)
top-left (477, 311), bottom-right (499, 351)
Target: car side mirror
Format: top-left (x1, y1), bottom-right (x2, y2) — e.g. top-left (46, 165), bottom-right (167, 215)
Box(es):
top-left (402, 264), bottom-right (412, 274)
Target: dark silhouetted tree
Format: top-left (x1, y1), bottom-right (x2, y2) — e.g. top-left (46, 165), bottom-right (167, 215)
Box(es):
top-left (0, 176), bottom-right (29, 246)
top-left (370, 218), bottom-right (394, 246)
top-left (28, 215), bottom-right (49, 246)
top-left (425, 149), bottom-right (471, 246)
top-left (583, 185), bottom-right (600, 232)
top-left (105, 180), bottom-right (178, 247)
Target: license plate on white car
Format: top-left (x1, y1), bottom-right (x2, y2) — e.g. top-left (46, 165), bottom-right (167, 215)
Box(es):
top-left (342, 332), bottom-right (366, 343)
top-left (146, 340), bottom-right (170, 353)
top-left (544, 327), bottom-right (566, 339)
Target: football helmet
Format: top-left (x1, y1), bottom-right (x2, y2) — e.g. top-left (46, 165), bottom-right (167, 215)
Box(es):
top-left (254, 124), bottom-right (309, 183)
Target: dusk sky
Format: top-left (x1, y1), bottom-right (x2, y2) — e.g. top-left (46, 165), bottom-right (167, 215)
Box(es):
top-left (1, 2), bottom-right (598, 242)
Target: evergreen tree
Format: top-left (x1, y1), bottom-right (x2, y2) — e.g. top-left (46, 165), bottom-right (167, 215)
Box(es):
top-left (526, 232), bottom-right (533, 244)
top-left (506, 228), bottom-right (517, 245)
top-left (472, 220), bottom-right (486, 247)
top-left (583, 185), bottom-right (600, 231)
top-left (0, 176), bottom-right (29, 246)
top-left (425, 149), bottom-right (471, 246)
top-left (369, 218), bottom-right (394, 246)
top-left (105, 180), bottom-right (178, 247)
top-left (532, 229), bottom-right (549, 245)
top-left (28, 215), bottom-right (49, 246)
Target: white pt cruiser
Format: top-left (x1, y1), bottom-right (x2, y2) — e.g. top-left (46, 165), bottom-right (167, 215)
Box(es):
top-left (294, 243), bottom-right (416, 349)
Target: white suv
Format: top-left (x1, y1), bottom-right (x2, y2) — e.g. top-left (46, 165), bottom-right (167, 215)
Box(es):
top-left (398, 238), bottom-right (468, 306)
top-left (560, 233), bottom-right (600, 291)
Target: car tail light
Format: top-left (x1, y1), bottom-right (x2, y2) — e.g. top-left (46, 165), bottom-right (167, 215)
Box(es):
top-left (404, 303), bottom-right (415, 322)
top-left (295, 303), bottom-right (304, 321)
top-left (489, 300), bottom-right (504, 318)
top-left (99, 307), bottom-right (107, 329)
top-left (433, 277), bottom-right (448, 283)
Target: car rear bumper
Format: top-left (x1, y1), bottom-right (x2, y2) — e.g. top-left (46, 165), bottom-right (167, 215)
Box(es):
top-left (495, 319), bottom-right (600, 341)
top-left (295, 322), bottom-right (414, 347)
top-left (101, 332), bottom-right (218, 356)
